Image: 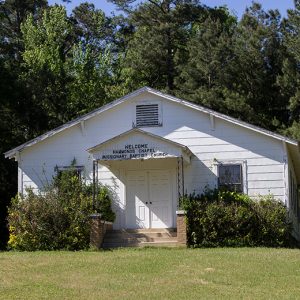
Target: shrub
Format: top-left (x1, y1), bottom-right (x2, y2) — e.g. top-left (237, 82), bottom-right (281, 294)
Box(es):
top-left (254, 195), bottom-right (292, 247)
top-left (8, 168), bottom-right (115, 251)
top-left (95, 187), bottom-right (116, 222)
top-left (83, 184), bottom-right (116, 223)
top-left (182, 190), bottom-right (293, 248)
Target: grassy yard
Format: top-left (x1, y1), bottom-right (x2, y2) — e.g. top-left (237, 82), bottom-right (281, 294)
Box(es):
top-left (0, 248), bottom-right (300, 299)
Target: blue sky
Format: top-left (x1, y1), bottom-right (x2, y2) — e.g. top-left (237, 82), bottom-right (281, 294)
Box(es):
top-left (48, 0), bottom-right (295, 18)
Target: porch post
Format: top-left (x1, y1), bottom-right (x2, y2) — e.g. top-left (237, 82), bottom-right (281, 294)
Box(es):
top-left (177, 156), bottom-right (184, 201)
top-left (181, 156), bottom-right (184, 197)
top-left (92, 160), bottom-right (96, 210)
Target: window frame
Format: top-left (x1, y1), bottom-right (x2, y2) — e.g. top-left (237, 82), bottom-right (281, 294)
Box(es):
top-left (213, 160), bottom-right (247, 194)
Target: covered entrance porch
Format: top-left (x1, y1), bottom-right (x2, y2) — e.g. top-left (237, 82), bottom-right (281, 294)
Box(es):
top-left (87, 129), bottom-right (192, 230)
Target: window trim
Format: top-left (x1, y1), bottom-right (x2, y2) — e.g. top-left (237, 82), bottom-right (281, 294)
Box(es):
top-left (213, 160), bottom-right (247, 194)
top-left (132, 100), bottom-right (163, 128)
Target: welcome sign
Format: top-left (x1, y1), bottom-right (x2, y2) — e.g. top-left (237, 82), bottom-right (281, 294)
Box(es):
top-left (88, 129), bottom-right (191, 162)
top-left (101, 143), bottom-right (170, 160)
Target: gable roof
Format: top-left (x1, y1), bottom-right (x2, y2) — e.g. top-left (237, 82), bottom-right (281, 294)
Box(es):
top-left (87, 128), bottom-right (193, 155)
top-left (87, 128), bottom-right (193, 163)
top-left (4, 86), bottom-right (299, 159)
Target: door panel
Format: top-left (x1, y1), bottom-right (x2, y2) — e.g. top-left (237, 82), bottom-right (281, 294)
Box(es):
top-left (126, 171), bottom-right (149, 229)
top-left (149, 170), bottom-right (172, 228)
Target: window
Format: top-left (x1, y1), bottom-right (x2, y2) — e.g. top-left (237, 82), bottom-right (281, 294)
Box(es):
top-left (134, 103), bottom-right (162, 127)
top-left (54, 165), bottom-right (84, 180)
top-left (218, 164), bottom-right (243, 192)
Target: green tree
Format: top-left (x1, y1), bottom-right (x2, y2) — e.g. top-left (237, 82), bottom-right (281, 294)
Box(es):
top-left (176, 7), bottom-right (238, 113)
top-left (178, 2), bottom-right (288, 130)
top-left (71, 2), bottom-right (114, 54)
top-left (228, 3), bottom-right (287, 129)
top-left (21, 5), bottom-right (73, 129)
top-left (0, 0), bottom-right (48, 249)
top-left (70, 2), bottom-right (124, 103)
top-left (21, 5), bottom-right (118, 125)
top-left (0, 0), bottom-right (47, 62)
top-left (110, 0), bottom-right (205, 92)
top-left (278, 0), bottom-right (300, 139)
top-left (66, 43), bottom-right (115, 116)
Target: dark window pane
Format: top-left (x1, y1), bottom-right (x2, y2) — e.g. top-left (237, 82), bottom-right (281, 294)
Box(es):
top-left (219, 164), bottom-right (242, 192)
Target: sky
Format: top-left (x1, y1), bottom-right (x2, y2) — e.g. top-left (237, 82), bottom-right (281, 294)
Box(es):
top-left (48, 0), bottom-right (295, 18)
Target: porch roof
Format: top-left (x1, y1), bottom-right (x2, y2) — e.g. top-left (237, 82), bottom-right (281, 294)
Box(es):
top-left (87, 128), bottom-right (193, 163)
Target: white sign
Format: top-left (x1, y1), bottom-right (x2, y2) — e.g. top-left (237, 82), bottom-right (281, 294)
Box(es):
top-left (100, 143), bottom-right (170, 160)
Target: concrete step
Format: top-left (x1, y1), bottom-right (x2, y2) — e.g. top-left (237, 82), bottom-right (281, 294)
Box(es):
top-left (104, 232), bottom-right (177, 239)
top-left (102, 228), bottom-right (178, 249)
top-left (110, 228), bottom-right (176, 235)
top-left (123, 228), bottom-right (177, 233)
top-left (103, 236), bottom-right (178, 243)
top-left (103, 240), bottom-right (178, 249)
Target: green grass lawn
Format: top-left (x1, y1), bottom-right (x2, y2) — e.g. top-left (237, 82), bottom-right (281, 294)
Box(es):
top-left (0, 248), bottom-right (300, 299)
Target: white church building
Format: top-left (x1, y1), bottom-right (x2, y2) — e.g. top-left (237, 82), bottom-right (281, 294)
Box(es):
top-left (5, 87), bottom-right (300, 238)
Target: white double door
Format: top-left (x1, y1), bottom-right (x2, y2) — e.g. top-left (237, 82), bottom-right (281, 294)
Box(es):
top-left (126, 170), bottom-right (173, 229)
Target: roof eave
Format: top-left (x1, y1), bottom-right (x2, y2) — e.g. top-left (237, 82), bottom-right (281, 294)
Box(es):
top-left (4, 151), bottom-right (15, 160)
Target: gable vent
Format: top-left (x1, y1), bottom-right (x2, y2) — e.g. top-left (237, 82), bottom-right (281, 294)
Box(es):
top-left (135, 104), bottom-right (161, 127)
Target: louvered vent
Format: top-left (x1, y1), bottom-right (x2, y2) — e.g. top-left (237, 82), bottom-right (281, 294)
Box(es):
top-left (135, 104), bottom-right (161, 127)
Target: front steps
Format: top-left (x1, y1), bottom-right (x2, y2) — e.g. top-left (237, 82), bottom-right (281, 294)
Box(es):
top-left (102, 228), bottom-right (178, 249)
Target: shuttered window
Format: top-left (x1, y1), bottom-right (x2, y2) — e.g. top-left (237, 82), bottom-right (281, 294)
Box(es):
top-left (135, 104), bottom-right (162, 127)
